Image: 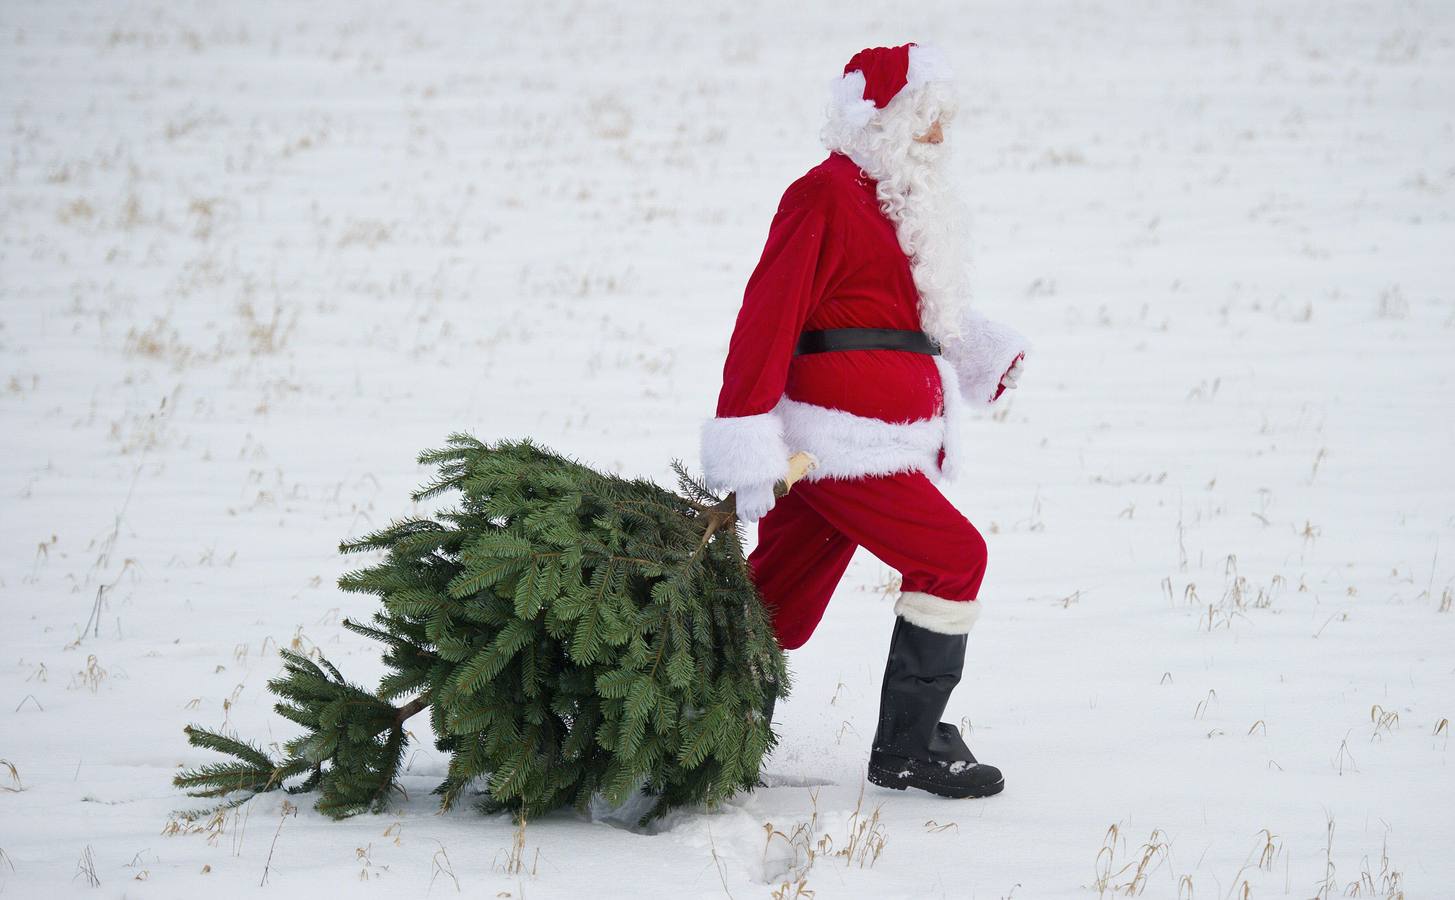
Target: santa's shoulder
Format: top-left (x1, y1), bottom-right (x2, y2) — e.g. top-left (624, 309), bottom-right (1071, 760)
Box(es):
top-left (778, 152), bottom-right (869, 216)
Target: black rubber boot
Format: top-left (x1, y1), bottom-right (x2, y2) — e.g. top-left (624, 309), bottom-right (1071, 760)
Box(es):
top-left (866, 615), bottom-right (1004, 798)
top-left (752, 681), bottom-right (779, 789)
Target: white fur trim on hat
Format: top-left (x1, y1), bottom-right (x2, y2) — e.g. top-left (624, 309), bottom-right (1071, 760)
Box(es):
top-left (700, 412), bottom-right (791, 492)
top-left (904, 43), bottom-right (953, 92)
top-left (895, 590), bottom-right (981, 633)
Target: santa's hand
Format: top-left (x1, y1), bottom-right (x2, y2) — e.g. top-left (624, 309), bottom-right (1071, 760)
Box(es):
top-left (999, 354), bottom-right (1026, 390)
top-left (733, 481), bottom-right (778, 524)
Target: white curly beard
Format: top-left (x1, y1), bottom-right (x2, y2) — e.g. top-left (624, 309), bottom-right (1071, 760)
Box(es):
top-left (887, 139), bottom-right (972, 345)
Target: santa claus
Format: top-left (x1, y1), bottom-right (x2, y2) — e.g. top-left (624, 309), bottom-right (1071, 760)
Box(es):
top-left (699, 43), bottom-right (1029, 799)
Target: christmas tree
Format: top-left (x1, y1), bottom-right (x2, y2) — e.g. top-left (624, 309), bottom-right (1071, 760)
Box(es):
top-left (173, 434), bottom-right (802, 827)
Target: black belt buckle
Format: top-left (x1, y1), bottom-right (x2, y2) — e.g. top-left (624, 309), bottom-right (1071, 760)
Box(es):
top-left (794, 327), bottom-right (942, 356)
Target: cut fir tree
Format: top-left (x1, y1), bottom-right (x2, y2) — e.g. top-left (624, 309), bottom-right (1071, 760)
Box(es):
top-left (172, 434), bottom-right (816, 827)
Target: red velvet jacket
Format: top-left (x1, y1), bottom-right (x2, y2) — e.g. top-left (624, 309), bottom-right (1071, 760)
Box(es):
top-left (700, 152), bottom-right (1029, 491)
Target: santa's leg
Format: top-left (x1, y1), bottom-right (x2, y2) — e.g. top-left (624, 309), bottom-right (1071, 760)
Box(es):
top-left (745, 486), bottom-right (856, 790)
top-left (789, 469), bottom-right (1004, 798)
top-left (746, 485), bottom-right (859, 653)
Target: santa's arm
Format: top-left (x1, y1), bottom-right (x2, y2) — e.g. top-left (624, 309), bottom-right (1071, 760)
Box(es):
top-left (701, 187), bottom-right (839, 497)
top-left (938, 306), bottom-right (1031, 405)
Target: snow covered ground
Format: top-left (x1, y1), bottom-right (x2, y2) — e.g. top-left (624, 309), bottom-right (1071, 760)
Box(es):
top-left (3, 0), bottom-right (1452, 896)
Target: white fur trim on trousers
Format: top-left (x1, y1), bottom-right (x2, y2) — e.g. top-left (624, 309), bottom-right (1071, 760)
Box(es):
top-left (894, 590), bottom-right (982, 634)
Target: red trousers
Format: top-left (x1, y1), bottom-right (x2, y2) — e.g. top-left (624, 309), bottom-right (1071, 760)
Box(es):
top-left (746, 468), bottom-right (989, 650)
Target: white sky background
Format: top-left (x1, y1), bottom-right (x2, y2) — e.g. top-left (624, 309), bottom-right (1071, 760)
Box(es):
top-left (1, 1), bottom-right (1452, 897)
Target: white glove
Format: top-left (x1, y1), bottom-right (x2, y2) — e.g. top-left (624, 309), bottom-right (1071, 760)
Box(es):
top-left (999, 354), bottom-right (1025, 390)
top-left (733, 481), bottom-right (778, 524)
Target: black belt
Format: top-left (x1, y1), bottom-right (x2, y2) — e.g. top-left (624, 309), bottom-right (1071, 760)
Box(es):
top-left (794, 327), bottom-right (941, 356)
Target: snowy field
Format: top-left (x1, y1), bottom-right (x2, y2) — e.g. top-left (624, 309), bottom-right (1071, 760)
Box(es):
top-left (3, 0), bottom-right (1453, 896)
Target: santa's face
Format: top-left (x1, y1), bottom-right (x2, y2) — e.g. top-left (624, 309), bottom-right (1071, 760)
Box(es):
top-left (903, 124), bottom-right (949, 175)
top-left (912, 119), bottom-right (944, 144)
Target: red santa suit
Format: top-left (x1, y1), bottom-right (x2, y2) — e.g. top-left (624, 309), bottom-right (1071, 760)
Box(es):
top-left (700, 47), bottom-right (1030, 650)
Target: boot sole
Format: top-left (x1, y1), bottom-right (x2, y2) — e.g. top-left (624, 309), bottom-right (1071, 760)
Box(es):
top-left (866, 761), bottom-right (1005, 799)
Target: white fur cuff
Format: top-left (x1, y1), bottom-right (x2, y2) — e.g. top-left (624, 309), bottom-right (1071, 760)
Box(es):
top-left (942, 309), bottom-right (1032, 406)
top-left (699, 412), bottom-right (790, 492)
top-left (894, 590), bottom-right (982, 634)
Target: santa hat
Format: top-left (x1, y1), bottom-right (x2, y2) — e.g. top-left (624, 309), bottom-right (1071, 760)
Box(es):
top-left (828, 42), bottom-right (955, 132)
